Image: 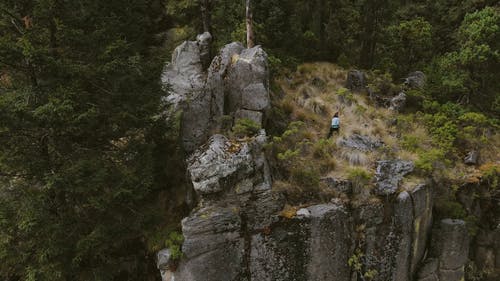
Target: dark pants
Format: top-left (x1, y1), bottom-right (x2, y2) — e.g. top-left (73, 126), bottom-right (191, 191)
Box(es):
top-left (328, 127), bottom-right (339, 138)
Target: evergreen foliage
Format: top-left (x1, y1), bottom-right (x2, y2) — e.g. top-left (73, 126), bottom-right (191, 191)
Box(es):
top-left (0, 0), bottom-right (178, 280)
top-left (0, 0), bottom-right (498, 279)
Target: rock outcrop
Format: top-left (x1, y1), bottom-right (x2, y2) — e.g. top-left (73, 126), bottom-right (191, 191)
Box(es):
top-left (404, 71), bottom-right (426, 89)
top-left (375, 160), bottom-right (414, 195)
top-left (155, 37), bottom-right (485, 281)
top-left (338, 134), bottom-right (384, 152)
top-left (346, 70), bottom-right (366, 91)
top-left (163, 159), bottom-right (435, 281)
top-left (161, 34), bottom-right (270, 152)
top-left (464, 150), bottom-right (479, 165)
top-left (389, 92), bottom-right (407, 111)
top-left (417, 219), bottom-right (470, 281)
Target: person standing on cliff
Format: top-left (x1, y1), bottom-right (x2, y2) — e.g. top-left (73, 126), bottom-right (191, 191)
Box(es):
top-left (328, 112), bottom-right (340, 138)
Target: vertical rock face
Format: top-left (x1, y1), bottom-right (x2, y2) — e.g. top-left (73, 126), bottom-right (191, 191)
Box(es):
top-left (417, 219), bottom-right (470, 281)
top-left (306, 204), bottom-right (353, 281)
top-left (350, 184), bottom-right (433, 281)
top-left (172, 133), bottom-right (283, 281)
top-left (157, 37), bottom-right (477, 281)
top-left (456, 181), bottom-right (500, 280)
top-left (166, 154), bottom-right (436, 281)
top-left (161, 36), bottom-right (211, 152)
top-left (161, 35), bottom-right (270, 153)
top-left (166, 132), bottom-right (356, 281)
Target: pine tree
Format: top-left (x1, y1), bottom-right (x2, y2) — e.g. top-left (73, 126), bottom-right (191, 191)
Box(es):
top-left (0, 0), bottom-right (172, 280)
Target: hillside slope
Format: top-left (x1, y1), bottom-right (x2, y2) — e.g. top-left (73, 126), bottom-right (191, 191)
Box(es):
top-left (157, 37), bottom-right (499, 281)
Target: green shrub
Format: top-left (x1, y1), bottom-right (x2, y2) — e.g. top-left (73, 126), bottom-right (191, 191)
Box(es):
top-left (401, 134), bottom-right (420, 152)
top-left (415, 148), bottom-right (448, 174)
top-left (277, 149), bottom-right (300, 161)
top-left (480, 163), bottom-right (499, 190)
top-left (165, 231), bottom-right (184, 261)
top-left (312, 138), bottom-right (336, 159)
top-left (348, 248), bottom-right (378, 280)
top-left (337, 87), bottom-right (356, 104)
top-left (424, 113), bottom-right (458, 152)
top-left (232, 118), bottom-right (261, 137)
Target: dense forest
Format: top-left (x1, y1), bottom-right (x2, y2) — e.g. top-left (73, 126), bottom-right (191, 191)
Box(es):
top-left (0, 0), bottom-right (498, 280)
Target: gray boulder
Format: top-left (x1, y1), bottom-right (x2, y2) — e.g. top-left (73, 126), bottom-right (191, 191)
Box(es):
top-left (250, 203), bottom-right (353, 281)
top-left (187, 134), bottom-right (253, 195)
top-left (375, 160), bottom-right (414, 195)
top-left (389, 92), bottom-right (407, 111)
top-left (346, 70), bottom-right (366, 91)
top-left (157, 248), bottom-right (172, 270)
top-left (404, 71), bottom-right (426, 89)
top-left (464, 150), bottom-right (479, 165)
top-left (196, 32), bottom-right (212, 69)
top-left (174, 205), bottom-right (244, 281)
top-left (206, 42), bottom-right (245, 120)
top-left (392, 191), bottom-right (414, 281)
top-left (410, 184), bottom-right (434, 274)
top-left (157, 249), bottom-right (174, 281)
top-left (187, 133), bottom-right (271, 197)
top-left (338, 134), bottom-right (384, 152)
top-left (225, 46), bottom-right (270, 124)
top-left (296, 208), bottom-right (311, 217)
top-left (250, 217), bottom-right (311, 281)
top-left (161, 36), bottom-right (211, 152)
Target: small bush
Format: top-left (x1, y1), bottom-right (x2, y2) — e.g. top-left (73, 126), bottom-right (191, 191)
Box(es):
top-left (415, 148), bottom-right (448, 174)
top-left (218, 115), bottom-right (233, 133)
top-left (313, 138), bottom-right (336, 159)
top-left (165, 231), bottom-right (184, 261)
top-left (347, 167), bottom-right (373, 189)
top-left (337, 87), bottom-right (356, 104)
top-left (232, 118), bottom-right (261, 137)
top-left (480, 163), bottom-right (499, 190)
top-left (401, 134), bottom-right (420, 152)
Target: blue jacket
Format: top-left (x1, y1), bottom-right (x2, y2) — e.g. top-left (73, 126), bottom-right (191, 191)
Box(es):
top-left (331, 117), bottom-right (339, 128)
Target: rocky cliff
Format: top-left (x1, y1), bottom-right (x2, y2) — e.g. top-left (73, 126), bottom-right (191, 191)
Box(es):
top-left (156, 34), bottom-right (499, 281)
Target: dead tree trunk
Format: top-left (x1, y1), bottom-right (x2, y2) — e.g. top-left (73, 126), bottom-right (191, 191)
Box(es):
top-left (200, 0), bottom-right (212, 33)
top-left (246, 0), bottom-right (254, 48)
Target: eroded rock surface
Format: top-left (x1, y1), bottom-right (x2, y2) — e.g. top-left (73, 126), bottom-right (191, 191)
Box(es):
top-left (338, 134), bottom-right (384, 152)
top-left (417, 219), bottom-right (469, 281)
top-left (155, 37), bottom-right (477, 281)
top-left (404, 71), bottom-right (426, 89)
top-left (389, 92), bottom-right (407, 111)
top-left (161, 35), bottom-right (270, 152)
top-left (375, 160), bottom-right (414, 195)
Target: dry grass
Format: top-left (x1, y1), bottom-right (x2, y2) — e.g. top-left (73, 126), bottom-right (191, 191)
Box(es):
top-left (272, 62), bottom-right (462, 197)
